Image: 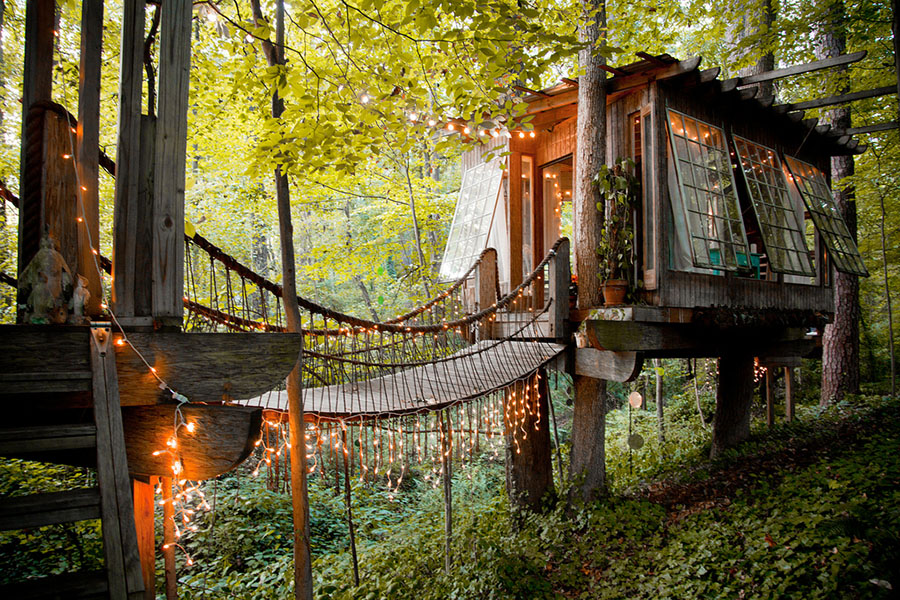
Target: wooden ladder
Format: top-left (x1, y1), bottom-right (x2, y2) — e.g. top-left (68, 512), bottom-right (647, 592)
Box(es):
top-left (0, 327), bottom-right (145, 599)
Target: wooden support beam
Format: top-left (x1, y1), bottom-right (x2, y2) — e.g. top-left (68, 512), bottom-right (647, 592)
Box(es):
top-left (725, 50), bottom-right (867, 87)
top-left (475, 248), bottom-right (497, 339)
top-left (575, 347), bottom-right (643, 382)
top-left (845, 121), bottom-right (899, 135)
top-left (132, 477), bottom-right (156, 600)
top-left (739, 88), bottom-right (758, 100)
top-left (152, 0), bottom-right (192, 322)
top-left (161, 477), bottom-right (176, 600)
top-left (114, 332), bottom-right (302, 405)
top-left (698, 67), bottom-right (721, 83)
top-left (636, 51), bottom-right (670, 66)
top-left (508, 151), bottom-right (523, 289)
top-left (784, 367), bottom-right (794, 423)
top-left (600, 64), bottom-right (628, 76)
top-left (777, 85), bottom-right (894, 112)
top-left (76, 0), bottom-right (104, 317)
top-left (548, 238), bottom-right (570, 340)
top-left (765, 369), bottom-right (775, 427)
top-left (756, 94), bottom-right (775, 108)
top-left (112, 0), bottom-right (146, 317)
top-left (122, 404), bottom-right (262, 480)
top-left (18, 0), bottom-right (55, 293)
top-left (710, 354), bottom-right (754, 458)
top-left (90, 327), bottom-right (146, 599)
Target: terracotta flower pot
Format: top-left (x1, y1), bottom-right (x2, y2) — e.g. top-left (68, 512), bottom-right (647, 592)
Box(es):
top-left (602, 279), bottom-right (628, 306)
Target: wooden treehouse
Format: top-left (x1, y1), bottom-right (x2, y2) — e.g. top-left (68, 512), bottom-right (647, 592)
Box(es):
top-left (1, 0), bottom-right (301, 597)
top-left (443, 52), bottom-right (869, 417)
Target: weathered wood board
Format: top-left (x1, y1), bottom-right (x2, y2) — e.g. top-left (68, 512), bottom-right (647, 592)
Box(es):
top-left (122, 403), bottom-right (262, 480)
top-left (115, 332), bottom-right (301, 405)
top-left (575, 347), bottom-right (643, 382)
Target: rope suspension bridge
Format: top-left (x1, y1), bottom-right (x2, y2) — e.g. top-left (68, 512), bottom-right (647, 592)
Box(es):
top-left (1, 127), bottom-right (573, 484)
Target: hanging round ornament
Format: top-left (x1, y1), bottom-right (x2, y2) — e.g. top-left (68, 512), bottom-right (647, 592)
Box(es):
top-left (628, 390), bottom-right (643, 408)
top-left (627, 433), bottom-right (645, 450)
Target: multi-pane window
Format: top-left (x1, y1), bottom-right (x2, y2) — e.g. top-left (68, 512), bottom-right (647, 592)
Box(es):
top-left (667, 109), bottom-right (750, 271)
top-left (783, 156), bottom-right (869, 276)
top-left (732, 136), bottom-right (814, 277)
top-left (439, 157), bottom-right (504, 280)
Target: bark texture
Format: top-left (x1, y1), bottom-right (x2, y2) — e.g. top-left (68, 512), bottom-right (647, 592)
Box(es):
top-left (727, 0), bottom-right (776, 98)
top-left (574, 0), bottom-right (607, 309)
top-left (505, 372), bottom-right (554, 512)
top-left (710, 355), bottom-right (755, 458)
top-left (569, 375), bottom-right (606, 502)
top-left (815, 5), bottom-right (860, 406)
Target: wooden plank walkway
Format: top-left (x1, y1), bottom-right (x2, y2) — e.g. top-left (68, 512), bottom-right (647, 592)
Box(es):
top-left (241, 340), bottom-right (565, 418)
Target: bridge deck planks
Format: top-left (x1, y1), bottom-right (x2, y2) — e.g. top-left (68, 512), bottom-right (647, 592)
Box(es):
top-left (241, 340), bottom-right (565, 418)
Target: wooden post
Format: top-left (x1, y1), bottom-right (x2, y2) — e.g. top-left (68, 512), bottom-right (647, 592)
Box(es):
top-left (505, 372), bottom-right (554, 512)
top-left (161, 477), bottom-right (176, 600)
top-left (90, 327), bottom-right (146, 599)
top-left (475, 248), bottom-right (497, 339)
top-left (509, 152), bottom-right (523, 289)
top-left (440, 411), bottom-right (453, 573)
top-left (548, 238), bottom-right (570, 341)
top-left (765, 368), bottom-right (775, 427)
top-left (342, 428), bottom-right (359, 586)
top-left (152, 0), bottom-right (191, 324)
top-left (112, 0), bottom-right (146, 318)
top-left (17, 0), bottom-right (54, 295)
top-left (710, 355), bottom-right (755, 458)
top-left (132, 477), bottom-right (157, 600)
top-left (76, 0), bottom-right (104, 316)
top-left (654, 358), bottom-right (664, 444)
top-left (784, 367), bottom-right (795, 422)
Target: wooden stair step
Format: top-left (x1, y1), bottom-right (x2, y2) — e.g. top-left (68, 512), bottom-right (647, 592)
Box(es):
top-left (0, 569), bottom-right (108, 599)
top-left (0, 424), bottom-right (96, 455)
top-left (0, 488), bottom-right (101, 531)
top-left (0, 371), bottom-right (93, 394)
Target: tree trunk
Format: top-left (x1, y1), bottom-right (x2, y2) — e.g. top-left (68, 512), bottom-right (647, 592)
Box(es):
top-left (727, 0), bottom-right (776, 98)
top-left (505, 371), bottom-right (554, 511)
top-left (815, 4), bottom-right (860, 406)
top-left (250, 0), bottom-right (313, 596)
top-left (710, 355), bottom-right (755, 458)
top-left (573, 0), bottom-right (607, 309)
top-left (568, 375), bottom-right (606, 502)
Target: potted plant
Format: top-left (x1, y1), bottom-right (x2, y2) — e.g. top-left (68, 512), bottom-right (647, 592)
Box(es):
top-left (594, 158), bottom-right (638, 306)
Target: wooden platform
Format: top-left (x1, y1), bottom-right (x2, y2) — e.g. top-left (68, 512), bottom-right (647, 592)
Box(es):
top-left (241, 339), bottom-right (566, 419)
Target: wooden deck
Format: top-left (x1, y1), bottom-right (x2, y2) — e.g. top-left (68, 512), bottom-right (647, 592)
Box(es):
top-left (241, 339), bottom-right (566, 419)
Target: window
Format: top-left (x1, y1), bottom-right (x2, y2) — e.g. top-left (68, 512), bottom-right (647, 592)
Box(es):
top-left (732, 136), bottom-right (814, 277)
top-left (783, 156), bottom-right (869, 277)
top-left (521, 156), bottom-right (534, 277)
top-left (667, 109), bottom-right (750, 271)
top-left (439, 157), bottom-right (504, 280)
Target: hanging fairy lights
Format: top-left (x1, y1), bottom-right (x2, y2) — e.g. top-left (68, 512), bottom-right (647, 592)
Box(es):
top-left (54, 40), bottom-right (208, 567)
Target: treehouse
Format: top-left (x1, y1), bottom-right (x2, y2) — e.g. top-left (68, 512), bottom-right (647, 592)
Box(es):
top-left (442, 53), bottom-right (869, 382)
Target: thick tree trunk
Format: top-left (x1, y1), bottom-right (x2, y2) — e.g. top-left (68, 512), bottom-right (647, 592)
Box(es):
top-left (574, 0), bottom-right (606, 309)
top-left (727, 0), bottom-right (776, 98)
top-left (505, 371), bottom-right (554, 512)
top-left (815, 5), bottom-right (860, 406)
top-left (710, 355), bottom-right (755, 458)
top-left (568, 375), bottom-right (606, 502)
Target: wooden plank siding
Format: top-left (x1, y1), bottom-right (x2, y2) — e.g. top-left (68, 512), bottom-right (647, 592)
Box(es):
top-left (656, 77), bottom-right (833, 312)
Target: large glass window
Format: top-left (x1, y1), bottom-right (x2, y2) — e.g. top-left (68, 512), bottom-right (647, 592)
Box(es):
top-left (783, 156), bottom-right (869, 277)
top-left (667, 109), bottom-right (750, 271)
top-left (732, 136), bottom-right (814, 277)
top-left (439, 157), bottom-right (504, 280)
